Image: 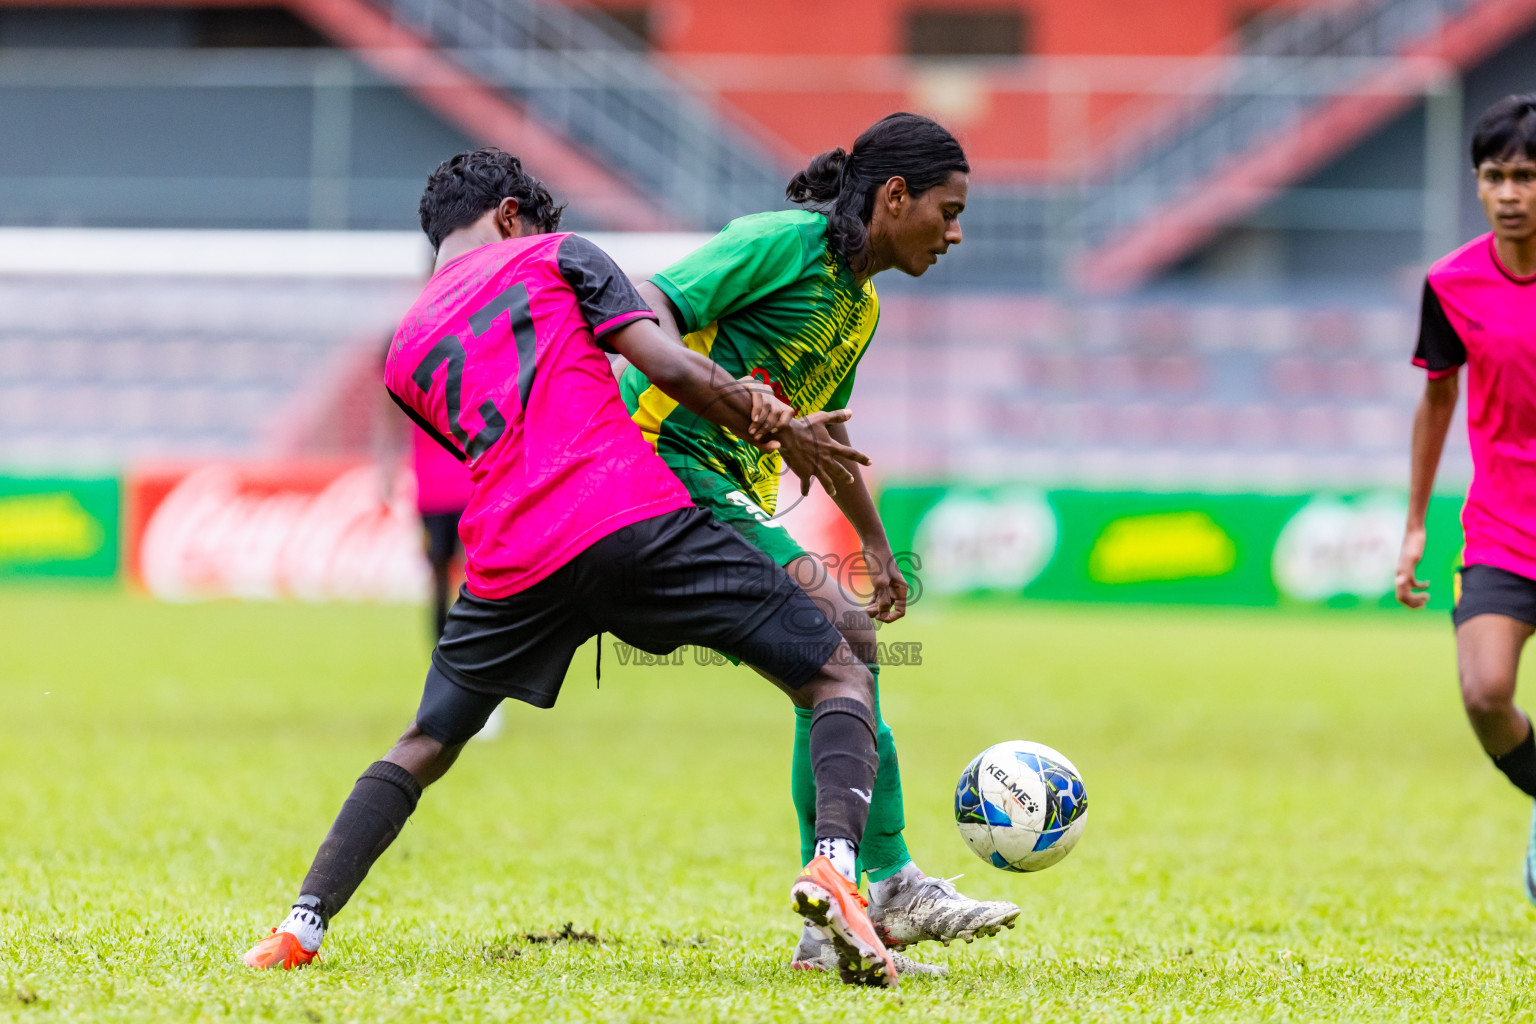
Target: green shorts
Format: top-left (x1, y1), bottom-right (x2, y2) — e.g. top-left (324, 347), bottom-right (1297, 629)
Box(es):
top-left (685, 468), bottom-right (807, 569)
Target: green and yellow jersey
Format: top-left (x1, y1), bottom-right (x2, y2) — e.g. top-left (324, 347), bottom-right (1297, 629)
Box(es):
top-left (620, 209), bottom-right (878, 516)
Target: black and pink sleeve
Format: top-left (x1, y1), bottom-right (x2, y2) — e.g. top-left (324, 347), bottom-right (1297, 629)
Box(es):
top-left (1412, 278), bottom-right (1466, 379)
top-left (556, 234), bottom-right (658, 351)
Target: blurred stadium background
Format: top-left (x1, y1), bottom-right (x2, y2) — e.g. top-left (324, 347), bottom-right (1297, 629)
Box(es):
top-left (2, 0), bottom-right (1531, 608)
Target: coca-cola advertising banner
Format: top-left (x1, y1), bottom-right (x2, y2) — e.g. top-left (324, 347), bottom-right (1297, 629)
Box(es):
top-left (125, 461), bottom-right (427, 602)
top-left (120, 459), bottom-right (859, 604)
top-left (881, 485), bottom-right (1466, 610)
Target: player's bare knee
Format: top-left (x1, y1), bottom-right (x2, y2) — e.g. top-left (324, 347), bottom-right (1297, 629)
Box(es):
top-left (1458, 658), bottom-right (1519, 736)
top-left (782, 686), bottom-right (815, 710)
top-left (386, 725), bottom-right (461, 787)
top-left (802, 654), bottom-right (874, 710)
top-left (843, 658), bottom-right (876, 707)
top-left (1461, 674), bottom-right (1515, 721)
top-left (836, 615), bottom-right (878, 666)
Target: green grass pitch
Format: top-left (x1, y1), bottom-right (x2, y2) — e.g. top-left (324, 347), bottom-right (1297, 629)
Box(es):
top-left (4, 588), bottom-right (1536, 1022)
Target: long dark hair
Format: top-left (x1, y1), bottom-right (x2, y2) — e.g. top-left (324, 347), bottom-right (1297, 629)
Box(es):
top-left (786, 112), bottom-right (969, 275)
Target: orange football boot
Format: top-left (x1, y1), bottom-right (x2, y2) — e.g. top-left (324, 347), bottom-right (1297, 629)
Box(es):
top-left (789, 855), bottom-right (898, 988)
top-left (242, 928), bottom-right (318, 970)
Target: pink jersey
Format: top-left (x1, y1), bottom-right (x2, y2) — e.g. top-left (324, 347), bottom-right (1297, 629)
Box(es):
top-left (385, 233), bottom-right (690, 598)
top-left (1415, 233), bottom-right (1536, 581)
top-left (412, 424), bottom-right (473, 515)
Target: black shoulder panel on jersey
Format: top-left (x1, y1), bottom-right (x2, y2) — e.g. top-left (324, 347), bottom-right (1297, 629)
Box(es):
top-left (556, 234), bottom-right (655, 351)
top-left (1413, 278), bottom-right (1467, 374)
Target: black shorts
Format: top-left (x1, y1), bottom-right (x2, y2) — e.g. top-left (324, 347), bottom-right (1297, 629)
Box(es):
top-left (1453, 564), bottom-right (1536, 628)
top-left (416, 506), bottom-right (845, 745)
top-left (421, 511), bottom-right (463, 566)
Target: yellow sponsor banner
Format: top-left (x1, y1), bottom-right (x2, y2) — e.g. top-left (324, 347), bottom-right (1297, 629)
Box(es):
top-left (1087, 511), bottom-right (1237, 585)
top-left (0, 477), bottom-right (119, 578)
top-left (0, 492), bottom-right (105, 562)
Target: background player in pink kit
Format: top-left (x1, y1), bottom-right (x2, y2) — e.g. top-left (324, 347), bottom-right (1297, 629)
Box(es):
top-left (1396, 94), bottom-right (1536, 901)
top-left (243, 148), bottom-right (905, 986)
top-left (411, 424), bottom-right (473, 641)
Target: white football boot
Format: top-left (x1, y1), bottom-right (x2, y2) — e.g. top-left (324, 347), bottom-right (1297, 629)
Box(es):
top-left (868, 866), bottom-right (1020, 948)
top-left (789, 922), bottom-right (947, 977)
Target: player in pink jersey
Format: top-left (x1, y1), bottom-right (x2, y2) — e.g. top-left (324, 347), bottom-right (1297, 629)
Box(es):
top-left (1396, 94), bottom-right (1536, 902)
top-left (411, 424), bottom-right (473, 640)
top-left (244, 148), bottom-right (902, 986)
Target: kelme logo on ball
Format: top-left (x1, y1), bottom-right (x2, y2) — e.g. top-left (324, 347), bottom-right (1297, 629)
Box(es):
top-left (955, 740), bottom-right (1088, 873)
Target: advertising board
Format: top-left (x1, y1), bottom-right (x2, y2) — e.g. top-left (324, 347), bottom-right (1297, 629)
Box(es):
top-left (881, 485), bottom-right (1466, 610)
top-left (0, 476), bottom-right (119, 579)
top-left (124, 461), bottom-right (426, 602)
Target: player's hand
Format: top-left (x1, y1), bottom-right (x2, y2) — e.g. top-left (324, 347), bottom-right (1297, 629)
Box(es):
top-left (1395, 527), bottom-right (1430, 609)
top-left (734, 374), bottom-right (794, 445)
top-left (774, 410), bottom-right (870, 497)
top-left (863, 547), bottom-right (909, 623)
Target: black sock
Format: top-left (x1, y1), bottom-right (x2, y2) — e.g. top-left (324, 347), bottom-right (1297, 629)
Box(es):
top-left (299, 760), bottom-right (423, 920)
top-left (1494, 720), bottom-right (1536, 798)
top-left (808, 697), bottom-right (879, 846)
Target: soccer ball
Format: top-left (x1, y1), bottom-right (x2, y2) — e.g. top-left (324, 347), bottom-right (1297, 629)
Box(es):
top-left (954, 740), bottom-right (1088, 872)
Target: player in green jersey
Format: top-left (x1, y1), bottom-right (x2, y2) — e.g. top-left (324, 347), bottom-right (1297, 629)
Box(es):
top-left (621, 113), bottom-right (1020, 976)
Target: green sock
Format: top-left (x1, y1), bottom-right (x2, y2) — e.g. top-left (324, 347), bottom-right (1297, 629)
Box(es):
top-left (791, 665), bottom-right (912, 882)
top-left (792, 704), bottom-right (818, 867)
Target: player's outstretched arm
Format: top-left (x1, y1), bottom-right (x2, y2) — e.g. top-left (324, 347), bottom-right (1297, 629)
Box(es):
top-left (1396, 372), bottom-right (1459, 609)
top-left (608, 320), bottom-right (869, 495)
